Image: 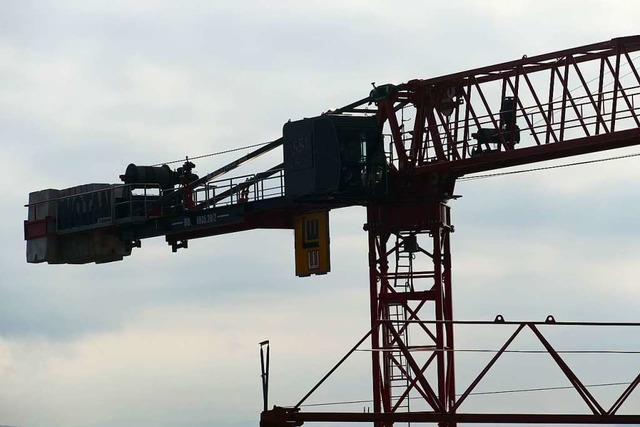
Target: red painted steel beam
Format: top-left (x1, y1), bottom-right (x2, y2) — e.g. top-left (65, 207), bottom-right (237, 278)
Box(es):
top-left (371, 36), bottom-right (640, 176)
top-left (529, 324), bottom-right (606, 415)
top-left (277, 411), bottom-right (640, 424)
top-left (406, 36), bottom-right (640, 88)
top-left (417, 128), bottom-right (640, 176)
top-left (379, 290), bottom-right (437, 303)
top-left (609, 372), bottom-right (640, 415)
top-left (453, 323), bottom-right (526, 411)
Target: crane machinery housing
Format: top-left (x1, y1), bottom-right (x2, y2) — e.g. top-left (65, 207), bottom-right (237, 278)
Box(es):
top-left (24, 36), bottom-right (640, 426)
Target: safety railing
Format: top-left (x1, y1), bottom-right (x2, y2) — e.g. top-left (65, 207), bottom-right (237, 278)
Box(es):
top-left (113, 183), bottom-right (163, 224)
top-left (193, 168), bottom-right (286, 209)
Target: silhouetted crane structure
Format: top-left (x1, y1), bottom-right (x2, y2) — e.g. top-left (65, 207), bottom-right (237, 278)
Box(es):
top-left (25, 36), bottom-right (640, 426)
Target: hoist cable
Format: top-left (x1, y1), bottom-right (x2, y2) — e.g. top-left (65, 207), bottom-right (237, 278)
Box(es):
top-left (297, 381), bottom-right (634, 408)
top-left (459, 152), bottom-right (640, 181)
top-left (152, 141), bottom-right (271, 167)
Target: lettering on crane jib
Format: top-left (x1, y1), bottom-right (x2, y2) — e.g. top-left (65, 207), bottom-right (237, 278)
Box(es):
top-left (57, 189), bottom-right (112, 230)
top-left (183, 213), bottom-right (217, 228)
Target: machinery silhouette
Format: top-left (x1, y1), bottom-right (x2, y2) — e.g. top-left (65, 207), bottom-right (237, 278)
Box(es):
top-left (25, 36), bottom-right (640, 426)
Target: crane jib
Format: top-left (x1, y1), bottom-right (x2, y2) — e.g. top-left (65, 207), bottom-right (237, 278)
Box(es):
top-left (24, 36), bottom-right (640, 267)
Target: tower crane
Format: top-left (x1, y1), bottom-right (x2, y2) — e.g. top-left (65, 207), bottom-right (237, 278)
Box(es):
top-left (25, 36), bottom-right (640, 426)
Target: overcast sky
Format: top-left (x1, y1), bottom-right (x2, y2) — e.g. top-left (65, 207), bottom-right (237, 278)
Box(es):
top-left (2, 1), bottom-right (640, 426)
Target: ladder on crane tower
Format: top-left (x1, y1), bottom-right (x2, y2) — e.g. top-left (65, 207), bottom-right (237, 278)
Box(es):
top-left (385, 232), bottom-right (417, 414)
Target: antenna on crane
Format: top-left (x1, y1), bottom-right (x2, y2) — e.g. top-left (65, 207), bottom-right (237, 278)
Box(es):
top-left (260, 340), bottom-right (270, 412)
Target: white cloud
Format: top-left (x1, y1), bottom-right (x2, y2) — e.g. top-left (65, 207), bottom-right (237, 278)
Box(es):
top-left (3, 1), bottom-right (640, 426)
top-left (0, 290), bottom-right (371, 427)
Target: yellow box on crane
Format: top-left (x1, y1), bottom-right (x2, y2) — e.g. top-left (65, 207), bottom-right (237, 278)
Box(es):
top-left (294, 211), bottom-right (330, 277)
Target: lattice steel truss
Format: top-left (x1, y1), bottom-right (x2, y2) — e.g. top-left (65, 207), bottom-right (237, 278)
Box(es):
top-left (261, 36), bottom-right (640, 427)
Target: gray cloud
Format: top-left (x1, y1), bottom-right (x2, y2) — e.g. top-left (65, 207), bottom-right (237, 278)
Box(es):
top-left (2, 1), bottom-right (640, 426)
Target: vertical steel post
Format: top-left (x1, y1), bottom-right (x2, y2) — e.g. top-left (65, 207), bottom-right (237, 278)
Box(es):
top-left (367, 210), bottom-right (383, 424)
top-left (260, 340), bottom-right (270, 412)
